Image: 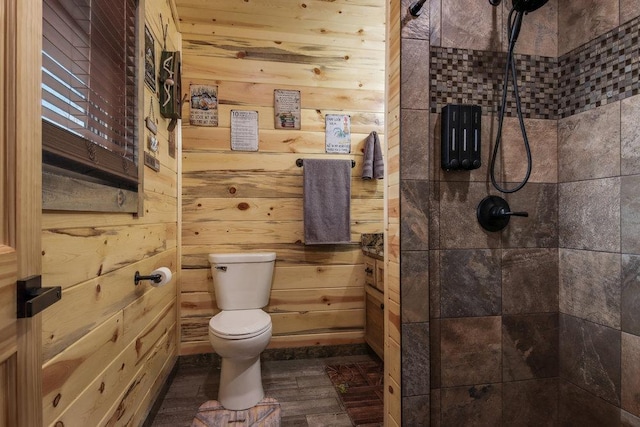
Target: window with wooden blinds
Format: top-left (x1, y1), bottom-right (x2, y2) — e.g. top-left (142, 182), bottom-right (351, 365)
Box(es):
top-left (42, 0), bottom-right (139, 190)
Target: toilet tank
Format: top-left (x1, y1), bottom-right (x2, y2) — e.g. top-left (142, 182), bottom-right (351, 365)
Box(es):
top-left (208, 252), bottom-right (276, 310)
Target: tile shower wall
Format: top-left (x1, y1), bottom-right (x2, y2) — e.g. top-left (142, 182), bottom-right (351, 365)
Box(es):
top-left (557, 1), bottom-right (640, 424)
top-left (425, 1), bottom-right (559, 425)
top-left (399, 0), bottom-right (640, 424)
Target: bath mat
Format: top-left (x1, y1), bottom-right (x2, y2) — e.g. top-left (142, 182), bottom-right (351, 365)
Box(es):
top-left (191, 397), bottom-right (280, 427)
top-left (325, 360), bottom-right (384, 426)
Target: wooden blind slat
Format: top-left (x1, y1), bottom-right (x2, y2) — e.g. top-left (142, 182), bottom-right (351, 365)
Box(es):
top-left (42, 0), bottom-right (138, 187)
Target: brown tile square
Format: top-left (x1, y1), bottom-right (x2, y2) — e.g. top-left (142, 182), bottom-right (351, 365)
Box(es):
top-left (622, 175), bottom-right (640, 254)
top-left (429, 250), bottom-right (441, 319)
top-left (441, 383), bottom-right (502, 426)
top-left (429, 0), bottom-right (442, 46)
top-left (438, 182), bottom-right (501, 249)
top-left (501, 0), bottom-right (558, 57)
top-left (497, 117), bottom-right (558, 185)
top-left (400, 179), bottom-right (430, 250)
top-left (401, 109), bottom-right (430, 180)
top-left (440, 249), bottom-right (501, 318)
top-left (622, 254), bottom-right (640, 336)
top-left (502, 314), bottom-right (559, 381)
top-left (401, 38), bottom-right (430, 110)
top-left (558, 0), bottom-right (619, 55)
top-left (502, 378), bottom-right (559, 427)
top-left (558, 178), bottom-right (621, 252)
top-left (558, 102), bottom-right (621, 182)
top-left (622, 332), bottom-right (640, 417)
top-left (401, 250), bottom-right (430, 323)
top-left (559, 314), bottom-right (621, 406)
top-left (558, 379), bottom-right (622, 426)
top-left (621, 94), bottom-right (640, 175)
top-left (430, 319), bottom-right (442, 389)
top-left (441, 0), bottom-right (502, 51)
top-left (430, 388), bottom-right (441, 427)
top-left (622, 409), bottom-right (640, 426)
top-left (440, 317), bottom-right (502, 387)
top-left (502, 248), bottom-right (559, 314)
top-left (403, 394), bottom-right (430, 426)
top-left (620, 0), bottom-right (640, 24)
top-left (559, 249), bottom-right (621, 329)
top-left (402, 322), bottom-right (430, 396)
top-left (503, 183), bottom-right (558, 249)
top-left (401, 0), bottom-right (430, 40)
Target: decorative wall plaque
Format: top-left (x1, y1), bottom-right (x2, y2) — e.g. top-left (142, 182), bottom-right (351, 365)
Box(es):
top-left (274, 89), bottom-right (301, 130)
top-left (230, 110), bottom-right (259, 151)
top-left (144, 25), bottom-right (156, 92)
top-left (189, 84), bottom-right (218, 126)
top-left (325, 114), bottom-right (351, 153)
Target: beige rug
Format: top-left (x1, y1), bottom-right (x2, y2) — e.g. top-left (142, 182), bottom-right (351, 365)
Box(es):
top-left (191, 397), bottom-right (281, 427)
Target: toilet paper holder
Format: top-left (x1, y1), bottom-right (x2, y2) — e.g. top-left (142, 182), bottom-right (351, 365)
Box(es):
top-left (134, 267), bottom-right (173, 286)
top-left (134, 271), bottom-right (163, 286)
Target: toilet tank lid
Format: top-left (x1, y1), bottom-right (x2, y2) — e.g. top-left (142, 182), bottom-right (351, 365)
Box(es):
top-left (208, 252), bottom-right (276, 263)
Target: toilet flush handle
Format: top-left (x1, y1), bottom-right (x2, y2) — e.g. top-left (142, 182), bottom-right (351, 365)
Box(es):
top-left (215, 266), bottom-right (227, 272)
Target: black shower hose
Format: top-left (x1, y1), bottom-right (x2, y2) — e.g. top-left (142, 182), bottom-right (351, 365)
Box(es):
top-left (490, 7), bottom-right (533, 193)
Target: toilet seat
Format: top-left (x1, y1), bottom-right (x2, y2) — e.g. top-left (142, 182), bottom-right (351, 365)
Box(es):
top-left (209, 309), bottom-right (271, 340)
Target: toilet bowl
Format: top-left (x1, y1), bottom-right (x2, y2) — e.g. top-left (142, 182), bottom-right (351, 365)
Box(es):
top-left (208, 252), bottom-right (276, 410)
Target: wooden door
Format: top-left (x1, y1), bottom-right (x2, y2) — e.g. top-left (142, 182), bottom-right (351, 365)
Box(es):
top-left (1, 0), bottom-right (44, 425)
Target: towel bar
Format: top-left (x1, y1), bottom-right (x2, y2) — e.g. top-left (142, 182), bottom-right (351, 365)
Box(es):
top-left (296, 158), bottom-right (355, 168)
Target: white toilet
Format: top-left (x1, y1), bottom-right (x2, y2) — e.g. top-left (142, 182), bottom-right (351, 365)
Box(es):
top-left (208, 252), bottom-right (276, 410)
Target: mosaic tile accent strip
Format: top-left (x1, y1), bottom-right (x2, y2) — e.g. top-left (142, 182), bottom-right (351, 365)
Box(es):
top-left (430, 15), bottom-right (640, 120)
top-left (558, 15), bottom-right (640, 118)
top-left (430, 47), bottom-right (558, 120)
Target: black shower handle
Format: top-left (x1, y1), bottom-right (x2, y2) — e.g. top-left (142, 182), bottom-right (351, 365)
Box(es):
top-left (491, 207), bottom-right (529, 218)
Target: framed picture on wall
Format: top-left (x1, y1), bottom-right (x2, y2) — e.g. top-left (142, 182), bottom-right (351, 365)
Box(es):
top-left (144, 25), bottom-right (156, 92)
top-left (274, 89), bottom-right (301, 130)
top-left (189, 84), bottom-right (219, 126)
top-left (325, 114), bottom-right (351, 153)
top-left (230, 110), bottom-right (259, 151)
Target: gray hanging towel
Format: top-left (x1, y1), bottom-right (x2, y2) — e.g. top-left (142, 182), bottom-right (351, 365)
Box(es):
top-left (303, 159), bottom-right (351, 245)
top-left (361, 131), bottom-right (375, 180)
top-left (372, 131), bottom-right (384, 179)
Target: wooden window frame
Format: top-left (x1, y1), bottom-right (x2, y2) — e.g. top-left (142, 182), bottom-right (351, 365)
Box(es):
top-left (41, 0), bottom-right (145, 214)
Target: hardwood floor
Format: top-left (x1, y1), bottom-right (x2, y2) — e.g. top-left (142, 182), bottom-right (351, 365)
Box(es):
top-left (144, 353), bottom-right (381, 427)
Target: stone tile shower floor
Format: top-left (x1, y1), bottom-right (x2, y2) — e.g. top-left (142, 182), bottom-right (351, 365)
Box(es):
top-left (144, 353), bottom-right (382, 427)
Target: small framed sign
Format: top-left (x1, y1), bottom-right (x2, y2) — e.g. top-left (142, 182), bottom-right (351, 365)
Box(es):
top-left (144, 25), bottom-right (156, 92)
top-left (231, 110), bottom-right (259, 151)
top-left (325, 114), bottom-right (351, 153)
top-left (274, 89), bottom-right (301, 130)
top-left (189, 84), bottom-right (218, 126)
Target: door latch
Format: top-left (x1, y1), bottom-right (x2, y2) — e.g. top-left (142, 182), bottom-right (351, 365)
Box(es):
top-left (17, 275), bottom-right (62, 318)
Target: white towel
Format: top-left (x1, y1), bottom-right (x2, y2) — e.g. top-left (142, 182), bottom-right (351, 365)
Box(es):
top-left (303, 159), bottom-right (351, 245)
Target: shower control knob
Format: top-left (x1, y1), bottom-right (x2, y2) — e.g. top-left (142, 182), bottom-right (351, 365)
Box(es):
top-left (477, 195), bottom-right (528, 232)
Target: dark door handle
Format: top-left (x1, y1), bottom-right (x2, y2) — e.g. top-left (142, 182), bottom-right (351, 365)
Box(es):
top-left (17, 275), bottom-right (62, 318)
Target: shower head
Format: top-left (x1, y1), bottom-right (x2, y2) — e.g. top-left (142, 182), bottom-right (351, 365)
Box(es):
top-left (511, 0), bottom-right (549, 13)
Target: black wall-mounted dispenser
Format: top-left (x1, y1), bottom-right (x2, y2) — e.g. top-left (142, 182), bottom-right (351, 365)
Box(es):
top-left (441, 104), bottom-right (482, 171)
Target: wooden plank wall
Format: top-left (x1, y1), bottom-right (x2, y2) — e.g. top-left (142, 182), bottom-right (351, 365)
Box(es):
top-left (176, 0), bottom-right (387, 355)
top-left (385, 0), bottom-right (401, 425)
top-left (40, 0), bottom-right (181, 425)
